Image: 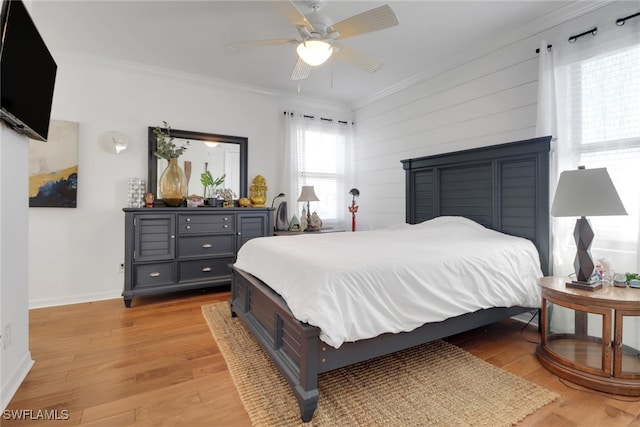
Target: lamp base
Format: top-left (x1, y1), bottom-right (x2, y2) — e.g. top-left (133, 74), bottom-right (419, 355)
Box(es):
top-left (566, 280), bottom-right (602, 291)
top-left (573, 217), bottom-right (595, 283)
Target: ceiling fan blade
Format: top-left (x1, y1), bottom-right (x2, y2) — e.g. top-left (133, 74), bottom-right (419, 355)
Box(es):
top-left (271, 0), bottom-right (315, 33)
top-left (227, 39), bottom-right (298, 49)
top-left (328, 5), bottom-right (399, 39)
top-left (290, 58), bottom-right (312, 81)
top-left (333, 44), bottom-right (383, 73)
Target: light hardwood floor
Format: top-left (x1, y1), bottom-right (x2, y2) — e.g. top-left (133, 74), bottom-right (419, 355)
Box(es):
top-left (4, 287), bottom-right (640, 426)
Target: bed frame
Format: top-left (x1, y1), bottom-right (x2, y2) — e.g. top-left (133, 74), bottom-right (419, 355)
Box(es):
top-left (230, 135), bottom-right (551, 422)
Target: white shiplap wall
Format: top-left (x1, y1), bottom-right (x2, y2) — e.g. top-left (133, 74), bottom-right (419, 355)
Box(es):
top-left (352, 1), bottom-right (636, 230)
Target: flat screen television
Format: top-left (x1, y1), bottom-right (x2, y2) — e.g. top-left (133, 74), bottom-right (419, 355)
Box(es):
top-left (0, 0), bottom-right (57, 141)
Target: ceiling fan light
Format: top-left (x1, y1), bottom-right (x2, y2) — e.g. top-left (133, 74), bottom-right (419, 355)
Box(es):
top-left (296, 40), bottom-right (333, 66)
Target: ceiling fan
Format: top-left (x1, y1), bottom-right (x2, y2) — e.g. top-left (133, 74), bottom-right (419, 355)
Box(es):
top-left (228, 0), bottom-right (399, 81)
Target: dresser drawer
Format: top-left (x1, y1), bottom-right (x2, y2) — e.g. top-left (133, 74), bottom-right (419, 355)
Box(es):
top-left (178, 214), bottom-right (235, 234)
top-left (178, 258), bottom-right (232, 283)
top-left (134, 263), bottom-right (175, 289)
top-left (178, 235), bottom-right (235, 258)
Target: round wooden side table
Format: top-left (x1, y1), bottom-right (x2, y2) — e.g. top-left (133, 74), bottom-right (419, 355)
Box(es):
top-left (536, 276), bottom-right (640, 395)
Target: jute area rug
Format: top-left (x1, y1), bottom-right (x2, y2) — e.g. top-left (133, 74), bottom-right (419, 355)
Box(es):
top-left (202, 303), bottom-right (558, 426)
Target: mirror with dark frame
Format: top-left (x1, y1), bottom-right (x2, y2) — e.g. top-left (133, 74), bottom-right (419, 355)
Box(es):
top-left (147, 127), bottom-right (248, 206)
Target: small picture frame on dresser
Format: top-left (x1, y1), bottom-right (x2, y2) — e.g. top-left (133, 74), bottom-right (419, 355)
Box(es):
top-left (187, 194), bottom-right (204, 207)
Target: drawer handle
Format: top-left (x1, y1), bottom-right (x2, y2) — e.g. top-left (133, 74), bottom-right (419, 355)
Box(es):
top-left (149, 272), bottom-right (161, 277)
top-left (224, 217), bottom-right (229, 221)
top-left (170, 235), bottom-right (175, 239)
top-left (202, 267), bottom-right (212, 272)
top-left (186, 225), bottom-right (191, 230)
top-left (237, 232), bottom-right (242, 236)
top-left (223, 224), bottom-right (228, 229)
top-left (186, 217), bottom-right (191, 222)
top-left (202, 243), bottom-right (212, 248)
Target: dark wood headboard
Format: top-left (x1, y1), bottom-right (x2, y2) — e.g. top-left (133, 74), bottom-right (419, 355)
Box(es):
top-left (401, 136), bottom-right (551, 275)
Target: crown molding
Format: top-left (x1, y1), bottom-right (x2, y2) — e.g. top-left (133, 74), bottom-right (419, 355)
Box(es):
top-left (54, 50), bottom-right (352, 112)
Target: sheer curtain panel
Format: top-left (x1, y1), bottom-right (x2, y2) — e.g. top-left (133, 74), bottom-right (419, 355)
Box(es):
top-left (537, 18), bottom-right (640, 278)
top-left (281, 112), bottom-right (354, 230)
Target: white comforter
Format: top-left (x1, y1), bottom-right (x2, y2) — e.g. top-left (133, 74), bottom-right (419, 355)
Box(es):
top-left (234, 216), bottom-right (542, 349)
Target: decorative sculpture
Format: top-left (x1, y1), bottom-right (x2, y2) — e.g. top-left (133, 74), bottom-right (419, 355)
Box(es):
top-left (144, 192), bottom-right (155, 208)
top-left (276, 201), bottom-right (289, 231)
top-left (220, 188), bottom-right (235, 208)
top-left (249, 175), bottom-right (267, 207)
top-left (309, 212), bottom-right (323, 231)
top-left (289, 215), bottom-right (301, 232)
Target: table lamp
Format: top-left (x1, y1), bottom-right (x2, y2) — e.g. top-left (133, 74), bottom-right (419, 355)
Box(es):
top-left (348, 188), bottom-right (360, 232)
top-left (271, 192), bottom-right (285, 208)
top-left (297, 186), bottom-right (319, 232)
top-left (551, 166), bottom-right (627, 290)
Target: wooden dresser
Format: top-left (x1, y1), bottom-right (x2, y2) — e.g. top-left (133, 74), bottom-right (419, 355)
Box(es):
top-left (122, 207), bottom-right (273, 307)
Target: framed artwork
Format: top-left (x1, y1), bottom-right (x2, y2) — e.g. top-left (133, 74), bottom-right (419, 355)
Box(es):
top-left (29, 120), bottom-right (79, 208)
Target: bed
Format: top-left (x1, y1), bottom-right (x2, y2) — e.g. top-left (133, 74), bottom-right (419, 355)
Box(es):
top-left (230, 135), bottom-right (551, 422)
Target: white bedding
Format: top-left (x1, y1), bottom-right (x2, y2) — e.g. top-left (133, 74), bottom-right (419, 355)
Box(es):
top-left (233, 216), bottom-right (543, 349)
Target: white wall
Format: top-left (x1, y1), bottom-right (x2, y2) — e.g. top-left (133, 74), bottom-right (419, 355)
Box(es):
top-left (0, 0), bottom-right (35, 411)
top-left (352, 1), bottom-right (636, 230)
top-left (27, 51), bottom-right (350, 308)
top-left (0, 125), bottom-right (34, 410)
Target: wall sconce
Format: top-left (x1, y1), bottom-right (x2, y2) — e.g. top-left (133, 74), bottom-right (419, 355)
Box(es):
top-left (100, 131), bottom-right (128, 154)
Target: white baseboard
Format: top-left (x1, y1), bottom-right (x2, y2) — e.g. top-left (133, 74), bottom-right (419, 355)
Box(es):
top-left (1, 351), bottom-right (34, 411)
top-left (29, 290), bottom-right (121, 309)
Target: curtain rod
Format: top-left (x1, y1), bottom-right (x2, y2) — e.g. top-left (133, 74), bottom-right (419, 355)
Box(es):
top-left (534, 10), bottom-right (639, 53)
top-left (568, 27), bottom-right (597, 43)
top-left (283, 111), bottom-right (352, 125)
top-left (535, 44), bottom-right (552, 54)
top-left (616, 11), bottom-right (640, 26)
top-left (536, 10), bottom-right (638, 53)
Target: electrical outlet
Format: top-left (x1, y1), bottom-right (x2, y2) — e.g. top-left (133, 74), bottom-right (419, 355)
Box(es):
top-left (118, 263), bottom-right (125, 273)
top-left (3, 323), bottom-right (11, 350)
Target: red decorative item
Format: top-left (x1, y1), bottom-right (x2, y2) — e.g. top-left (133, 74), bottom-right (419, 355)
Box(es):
top-left (348, 188), bottom-right (360, 232)
top-left (144, 192), bottom-right (155, 208)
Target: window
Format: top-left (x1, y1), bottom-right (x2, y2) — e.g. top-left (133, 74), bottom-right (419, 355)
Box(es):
top-left (297, 130), bottom-right (347, 225)
top-left (282, 113), bottom-right (353, 229)
top-left (556, 40), bottom-right (640, 272)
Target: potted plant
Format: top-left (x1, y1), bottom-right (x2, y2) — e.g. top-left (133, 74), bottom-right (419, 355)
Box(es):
top-left (153, 121), bottom-right (188, 160)
top-left (154, 121), bottom-right (189, 206)
top-left (200, 170), bottom-right (225, 205)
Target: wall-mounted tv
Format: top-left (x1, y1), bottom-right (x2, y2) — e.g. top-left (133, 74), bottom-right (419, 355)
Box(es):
top-left (1, 0), bottom-right (57, 141)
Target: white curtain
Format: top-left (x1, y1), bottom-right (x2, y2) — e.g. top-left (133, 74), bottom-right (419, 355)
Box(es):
top-left (281, 112), bottom-right (304, 220)
top-left (281, 112), bottom-right (354, 229)
top-left (537, 20), bottom-right (640, 343)
top-left (537, 21), bottom-right (640, 278)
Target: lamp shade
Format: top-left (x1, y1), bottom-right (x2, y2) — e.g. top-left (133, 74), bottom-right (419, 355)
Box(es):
top-left (297, 186), bottom-right (319, 202)
top-left (296, 40), bottom-right (333, 66)
top-left (551, 167), bottom-right (627, 217)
